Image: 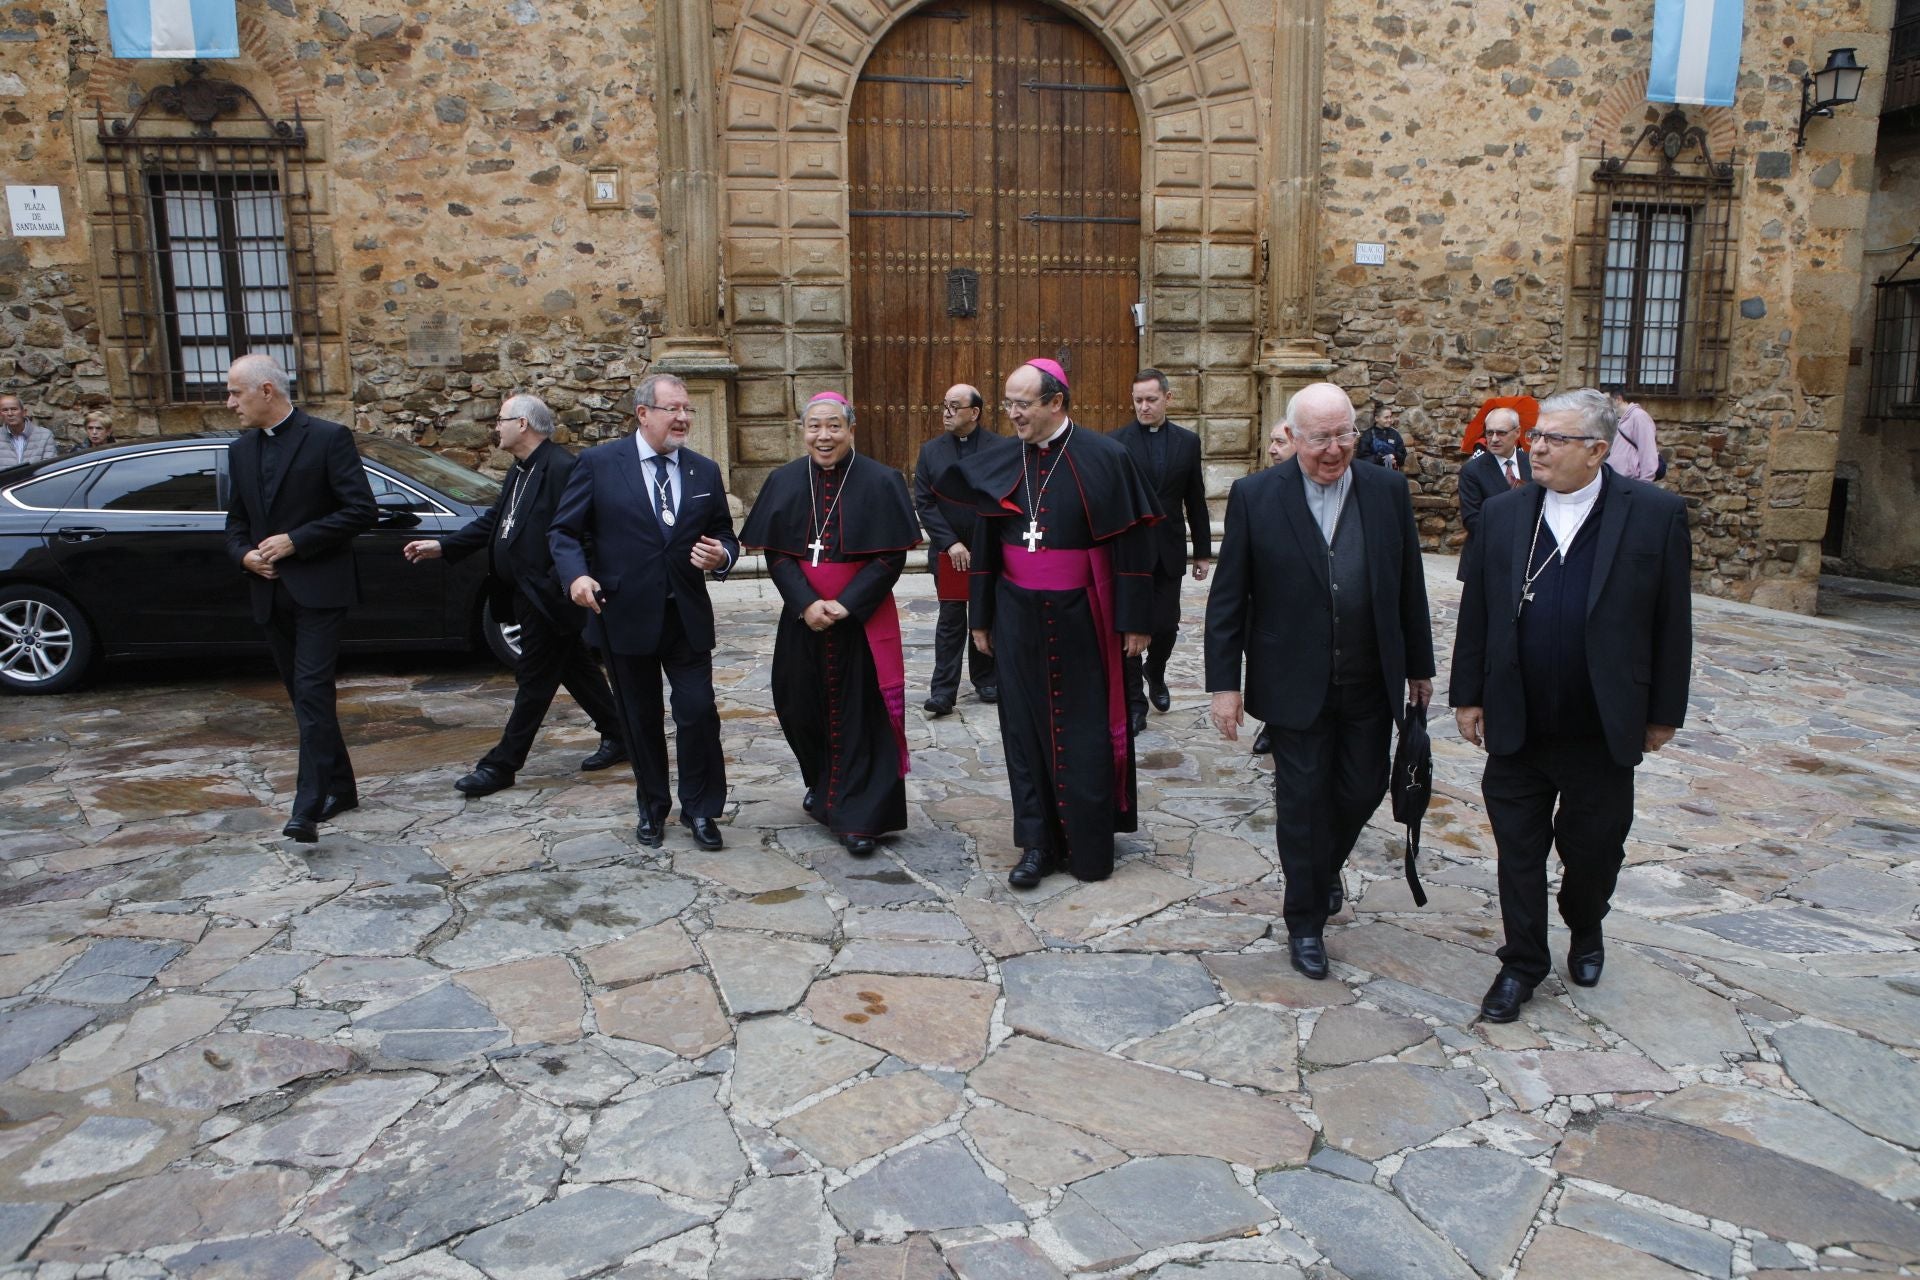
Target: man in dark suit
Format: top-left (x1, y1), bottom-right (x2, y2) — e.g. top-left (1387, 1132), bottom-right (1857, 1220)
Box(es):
top-left (1456, 406), bottom-right (1531, 580)
top-left (550, 373), bottom-right (739, 851)
top-left (402, 393), bottom-right (625, 796)
top-left (1113, 368), bottom-right (1212, 733)
top-left (912, 383), bottom-right (999, 716)
top-left (1452, 388), bottom-right (1691, 1022)
top-left (1206, 382), bottom-right (1434, 979)
top-left (222, 353), bottom-right (377, 844)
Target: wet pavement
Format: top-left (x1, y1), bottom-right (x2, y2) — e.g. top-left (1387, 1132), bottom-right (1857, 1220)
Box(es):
top-left (1, 558), bottom-right (1917, 1279)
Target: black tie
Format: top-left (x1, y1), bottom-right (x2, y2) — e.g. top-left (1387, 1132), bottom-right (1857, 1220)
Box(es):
top-left (652, 454), bottom-right (675, 525)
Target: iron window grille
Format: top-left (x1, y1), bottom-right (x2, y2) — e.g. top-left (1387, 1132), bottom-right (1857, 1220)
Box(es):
top-left (1866, 245), bottom-right (1920, 421)
top-left (1571, 109), bottom-right (1739, 400)
top-left (95, 65), bottom-right (329, 407)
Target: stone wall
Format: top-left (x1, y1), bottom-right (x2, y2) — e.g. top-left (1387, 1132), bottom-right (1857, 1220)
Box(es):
top-left (1312, 0), bottom-right (1891, 609)
top-left (1835, 123), bottom-right (1920, 584)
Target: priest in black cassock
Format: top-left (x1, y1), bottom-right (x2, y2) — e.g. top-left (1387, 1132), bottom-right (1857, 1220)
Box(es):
top-left (740, 391), bottom-right (921, 856)
top-left (941, 359), bottom-right (1163, 889)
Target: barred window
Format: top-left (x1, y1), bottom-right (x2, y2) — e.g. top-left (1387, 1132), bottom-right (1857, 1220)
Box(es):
top-left (94, 68), bottom-right (331, 408)
top-left (1572, 109), bottom-right (1738, 400)
top-left (1867, 274), bottom-right (1920, 421)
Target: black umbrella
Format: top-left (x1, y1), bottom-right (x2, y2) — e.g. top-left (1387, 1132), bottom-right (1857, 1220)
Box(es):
top-left (1390, 700), bottom-right (1433, 907)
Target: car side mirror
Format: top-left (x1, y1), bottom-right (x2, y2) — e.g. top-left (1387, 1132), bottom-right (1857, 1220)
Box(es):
top-left (375, 492), bottom-right (421, 528)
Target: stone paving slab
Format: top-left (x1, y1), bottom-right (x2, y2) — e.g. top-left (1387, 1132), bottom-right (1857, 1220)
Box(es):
top-left (3, 568), bottom-right (1919, 1278)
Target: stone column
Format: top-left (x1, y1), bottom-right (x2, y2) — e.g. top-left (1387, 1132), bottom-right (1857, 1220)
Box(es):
top-left (653, 0), bottom-right (737, 489)
top-left (1256, 0), bottom-right (1334, 450)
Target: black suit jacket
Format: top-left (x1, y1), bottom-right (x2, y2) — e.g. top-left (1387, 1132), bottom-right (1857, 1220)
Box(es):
top-left (547, 438), bottom-right (739, 656)
top-left (1112, 419), bottom-right (1211, 577)
top-left (912, 428), bottom-right (1005, 574)
top-left (440, 437), bottom-right (582, 629)
top-left (224, 410), bottom-right (377, 624)
top-left (1449, 469), bottom-right (1692, 768)
top-left (1456, 448), bottom-right (1531, 581)
top-left (1204, 458), bottom-right (1434, 730)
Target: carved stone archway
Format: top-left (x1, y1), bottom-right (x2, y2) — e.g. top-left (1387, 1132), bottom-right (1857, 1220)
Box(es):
top-left (714, 0), bottom-right (1279, 496)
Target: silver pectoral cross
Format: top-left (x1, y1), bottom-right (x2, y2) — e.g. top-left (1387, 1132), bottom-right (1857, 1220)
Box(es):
top-left (499, 514), bottom-right (515, 538)
top-left (808, 536), bottom-right (826, 566)
top-left (1022, 521), bottom-right (1044, 553)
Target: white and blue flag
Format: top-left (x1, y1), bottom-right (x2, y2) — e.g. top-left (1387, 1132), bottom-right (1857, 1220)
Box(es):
top-left (1648, 0), bottom-right (1745, 107)
top-left (108, 0), bottom-right (239, 59)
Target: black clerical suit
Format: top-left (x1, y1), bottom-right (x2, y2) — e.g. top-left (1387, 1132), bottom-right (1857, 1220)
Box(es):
top-left (912, 427), bottom-right (1002, 706)
top-left (1205, 458), bottom-right (1434, 938)
top-left (1450, 468), bottom-right (1691, 988)
top-left (1455, 447), bottom-right (1531, 581)
top-left (438, 437), bottom-right (621, 774)
top-left (1112, 418), bottom-right (1211, 717)
top-left (549, 438), bottom-right (739, 825)
top-left (224, 410), bottom-right (377, 821)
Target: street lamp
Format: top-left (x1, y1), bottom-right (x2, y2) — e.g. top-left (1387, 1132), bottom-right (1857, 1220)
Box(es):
top-left (1796, 47), bottom-right (1868, 148)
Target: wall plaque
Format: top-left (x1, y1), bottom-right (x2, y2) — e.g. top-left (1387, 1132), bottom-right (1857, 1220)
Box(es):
top-left (407, 314), bottom-right (461, 368)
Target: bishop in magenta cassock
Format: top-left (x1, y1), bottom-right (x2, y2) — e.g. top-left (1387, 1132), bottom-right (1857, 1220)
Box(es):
top-left (740, 392), bottom-right (921, 856)
top-left (939, 359), bottom-right (1162, 888)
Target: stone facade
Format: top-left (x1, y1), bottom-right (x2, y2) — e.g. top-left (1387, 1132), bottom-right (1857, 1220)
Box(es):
top-left (0, 0), bottom-right (1910, 609)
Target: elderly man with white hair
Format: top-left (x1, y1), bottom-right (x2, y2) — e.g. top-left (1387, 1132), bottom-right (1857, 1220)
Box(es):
top-left (1205, 382), bottom-right (1435, 979)
top-left (404, 393), bottom-right (626, 797)
top-left (223, 352), bottom-right (377, 844)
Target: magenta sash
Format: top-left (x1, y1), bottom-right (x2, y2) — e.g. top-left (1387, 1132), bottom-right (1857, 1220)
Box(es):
top-left (801, 559), bottom-right (910, 775)
top-left (1001, 545), bottom-right (1129, 811)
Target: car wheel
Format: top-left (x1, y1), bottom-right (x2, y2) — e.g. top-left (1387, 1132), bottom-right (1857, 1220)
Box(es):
top-left (481, 599), bottom-right (522, 668)
top-left (0, 585), bottom-right (95, 695)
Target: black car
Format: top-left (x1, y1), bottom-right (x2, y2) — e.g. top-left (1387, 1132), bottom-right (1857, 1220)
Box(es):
top-left (0, 431), bottom-right (519, 694)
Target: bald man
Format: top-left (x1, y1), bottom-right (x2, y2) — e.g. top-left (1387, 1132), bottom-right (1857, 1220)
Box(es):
top-left (1206, 382), bottom-right (1434, 978)
top-left (1457, 406), bottom-right (1531, 581)
top-left (912, 383), bottom-right (1004, 715)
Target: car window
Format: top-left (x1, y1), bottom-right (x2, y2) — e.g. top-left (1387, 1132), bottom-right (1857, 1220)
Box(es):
top-left (82, 450), bottom-right (222, 513)
top-left (358, 436), bottom-right (501, 506)
top-left (364, 468), bottom-right (439, 512)
top-left (9, 466), bottom-right (96, 511)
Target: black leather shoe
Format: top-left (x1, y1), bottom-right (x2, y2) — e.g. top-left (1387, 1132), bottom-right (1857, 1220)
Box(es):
top-left (1327, 882), bottom-right (1344, 916)
top-left (580, 736), bottom-right (628, 771)
top-left (282, 818), bottom-right (318, 845)
top-left (923, 699), bottom-right (954, 718)
top-left (1288, 935), bottom-right (1329, 980)
top-left (1251, 726), bottom-right (1273, 756)
top-left (1008, 848), bottom-right (1052, 889)
top-left (317, 793), bottom-right (358, 822)
top-left (455, 765), bottom-right (514, 797)
top-left (843, 835), bottom-right (876, 857)
top-left (1148, 676), bottom-right (1171, 713)
top-left (803, 788), bottom-right (820, 818)
top-left (1480, 973), bottom-right (1535, 1023)
top-left (1129, 708), bottom-right (1148, 735)
top-left (977, 685), bottom-right (999, 704)
top-left (681, 815), bottom-right (724, 850)
top-left (1567, 930), bottom-right (1605, 987)
top-left (635, 813), bottom-right (665, 849)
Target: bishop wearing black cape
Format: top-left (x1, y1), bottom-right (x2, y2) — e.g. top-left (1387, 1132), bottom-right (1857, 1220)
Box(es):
top-left (941, 359), bottom-right (1162, 887)
top-left (740, 392), bottom-right (921, 856)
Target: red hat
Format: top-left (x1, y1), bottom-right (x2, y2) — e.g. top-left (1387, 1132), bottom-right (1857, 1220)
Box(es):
top-left (1463, 395), bottom-right (1539, 455)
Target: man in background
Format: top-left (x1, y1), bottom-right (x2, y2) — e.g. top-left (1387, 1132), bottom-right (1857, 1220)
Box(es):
top-left (1, 395), bottom-right (58, 466)
top-left (1605, 388), bottom-right (1660, 481)
top-left (912, 384), bottom-right (1000, 717)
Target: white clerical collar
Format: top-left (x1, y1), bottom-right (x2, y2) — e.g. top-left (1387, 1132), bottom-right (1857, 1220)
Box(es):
top-left (1145, 422), bottom-right (1162, 433)
top-left (1543, 468), bottom-right (1603, 554)
top-left (1036, 419), bottom-right (1072, 450)
top-left (263, 409), bottom-right (295, 437)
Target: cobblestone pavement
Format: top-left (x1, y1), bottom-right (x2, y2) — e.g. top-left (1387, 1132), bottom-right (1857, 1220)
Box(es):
top-left (2, 559), bottom-right (1917, 1280)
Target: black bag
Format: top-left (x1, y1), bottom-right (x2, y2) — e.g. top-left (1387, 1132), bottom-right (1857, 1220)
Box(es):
top-left (1390, 701), bottom-right (1433, 907)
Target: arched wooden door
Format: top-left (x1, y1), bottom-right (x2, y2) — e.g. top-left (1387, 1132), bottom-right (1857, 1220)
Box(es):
top-left (849, 0), bottom-right (1142, 473)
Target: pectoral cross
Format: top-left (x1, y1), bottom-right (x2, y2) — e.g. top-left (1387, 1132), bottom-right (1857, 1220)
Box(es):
top-left (499, 513), bottom-right (515, 538)
top-left (808, 535), bottom-right (826, 566)
top-left (1022, 521), bottom-right (1044, 553)
top-left (1521, 588), bottom-right (1535, 606)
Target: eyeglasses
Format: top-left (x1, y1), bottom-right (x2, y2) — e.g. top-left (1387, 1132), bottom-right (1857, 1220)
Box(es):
top-left (1001, 397), bottom-right (1039, 412)
top-left (942, 401), bottom-right (977, 412)
top-left (1482, 428), bottom-right (1515, 439)
top-left (642, 403), bottom-right (697, 417)
top-left (1298, 430), bottom-right (1359, 450)
top-left (496, 416), bottom-right (526, 426)
top-left (1531, 430), bottom-right (1603, 449)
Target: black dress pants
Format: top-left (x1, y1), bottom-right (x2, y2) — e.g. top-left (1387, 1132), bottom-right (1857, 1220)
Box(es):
top-left (262, 582), bottom-right (353, 820)
top-left (928, 598), bottom-right (994, 705)
top-left (479, 595), bottom-right (621, 774)
top-left (1268, 678), bottom-right (1392, 938)
top-left (604, 603), bottom-right (726, 823)
top-left (1483, 736), bottom-right (1635, 987)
